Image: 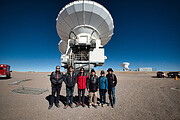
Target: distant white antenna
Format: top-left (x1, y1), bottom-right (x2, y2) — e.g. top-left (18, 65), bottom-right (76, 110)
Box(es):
top-left (121, 62), bottom-right (130, 71)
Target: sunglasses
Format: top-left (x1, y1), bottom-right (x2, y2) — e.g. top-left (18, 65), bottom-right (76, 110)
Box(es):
top-left (56, 68), bottom-right (60, 69)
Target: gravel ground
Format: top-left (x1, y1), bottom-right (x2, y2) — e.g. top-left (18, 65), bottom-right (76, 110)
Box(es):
top-left (0, 71), bottom-right (180, 120)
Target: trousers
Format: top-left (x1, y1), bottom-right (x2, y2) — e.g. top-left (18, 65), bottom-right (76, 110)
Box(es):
top-left (66, 86), bottom-right (74, 105)
top-left (99, 89), bottom-right (107, 104)
top-left (108, 87), bottom-right (115, 105)
top-left (89, 92), bottom-right (97, 105)
top-left (78, 89), bottom-right (85, 104)
top-left (50, 85), bottom-right (61, 106)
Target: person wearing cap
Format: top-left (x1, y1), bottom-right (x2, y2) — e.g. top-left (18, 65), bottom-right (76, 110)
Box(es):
top-left (99, 70), bottom-right (108, 107)
top-left (106, 68), bottom-right (117, 108)
top-left (48, 65), bottom-right (64, 110)
top-left (64, 66), bottom-right (77, 109)
top-left (87, 69), bottom-right (99, 108)
top-left (76, 67), bottom-right (88, 107)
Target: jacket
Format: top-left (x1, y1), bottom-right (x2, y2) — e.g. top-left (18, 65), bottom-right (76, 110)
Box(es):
top-left (50, 71), bottom-right (64, 87)
top-left (106, 73), bottom-right (117, 88)
top-left (64, 71), bottom-right (77, 87)
top-left (77, 72), bottom-right (87, 89)
top-left (99, 76), bottom-right (108, 90)
top-left (87, 74), bottom-right (99, 92)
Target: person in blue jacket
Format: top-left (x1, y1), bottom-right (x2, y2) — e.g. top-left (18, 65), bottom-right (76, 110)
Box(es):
top-left (99, 70), bottom-right (108, 107)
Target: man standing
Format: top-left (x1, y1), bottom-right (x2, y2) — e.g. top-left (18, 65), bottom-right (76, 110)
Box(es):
top-left (87, 69), bottom-right (99, 108)
top-left (76, 67), bottom-right (87, 107)
top-left (106, 68), bottom-right (117, 108)
top-left (64, 66), bottom-right (77, 109)
top-left (48, 65), bottom-right (64, 110)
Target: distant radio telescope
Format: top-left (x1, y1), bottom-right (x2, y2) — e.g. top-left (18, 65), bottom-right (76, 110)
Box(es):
top-left (121, 62), bottom-right (130, 71)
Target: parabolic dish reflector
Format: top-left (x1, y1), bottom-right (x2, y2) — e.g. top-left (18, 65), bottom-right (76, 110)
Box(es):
top-left (56, 0), bottom-right (114, 46)
top-left (58, 40), bottom-right (68, 54)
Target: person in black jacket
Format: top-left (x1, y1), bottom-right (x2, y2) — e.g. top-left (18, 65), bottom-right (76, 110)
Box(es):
top-left (64, 66), bottom-right (77, 109)
top-left (87, 69), bottom-right (99, 108)
top-left (106, 68), bottom-right (117, 108)
top-left (48, 65), bottom-right (64, 110)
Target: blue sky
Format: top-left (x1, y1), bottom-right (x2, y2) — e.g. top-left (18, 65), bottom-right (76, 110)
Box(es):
top-left (0, 0), bottom-right (180, 72)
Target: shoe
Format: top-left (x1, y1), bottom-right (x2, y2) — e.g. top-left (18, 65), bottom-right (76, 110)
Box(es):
top-left (101, 104), bottom-right (103, 107)
top-left (55, 104), bottom-right (60, 108)
top-left (111, 104), bottom-right (114, 108)
top-left (113, 104), bottom-right (115, 108)
top-left (75, 103), bottom-right (80, 107)
top-left (64, 105), bottom-right (68, 109)
top-left (94, 105), bottom-right (97, 109)
top-left (70, 104), bottom-right (74, 108)
top-left (48, 105), bottom-right (52, 110)
top-left (88, 105), bottom-right (91, 108)
top-left (98, 103), bottom-right (100, 106)
top-left (82, 103), bottom-right (86, 107)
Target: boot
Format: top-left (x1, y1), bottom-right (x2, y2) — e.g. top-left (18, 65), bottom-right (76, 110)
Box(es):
top-left (64, 105), bottom-right (68, 109)
top-left (94, 105), bottom-right (97, 109)
top-left (101, 104), bottom-right (103, 107)
top-left (48, 105), bottom-right (53, 110)
top-left (70, 104), bottom-right (74, 108)
top-left (88, 105), bottom-right (91, 108)
top-left (55, 103), bottom-right (60, 108)
top-left (82, 103), bottom-right (86, 107)
top-left (75, 102), bottom-right (80, 107)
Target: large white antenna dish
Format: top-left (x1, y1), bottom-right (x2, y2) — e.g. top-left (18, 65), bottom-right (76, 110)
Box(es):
top-left (56, 0), bottom-right (114, 48)
top-left (56, 0), bottom-right (114, 71)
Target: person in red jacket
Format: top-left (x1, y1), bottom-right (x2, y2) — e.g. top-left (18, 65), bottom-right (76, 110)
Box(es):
top-left (76, 67), bottom-right (87, 107)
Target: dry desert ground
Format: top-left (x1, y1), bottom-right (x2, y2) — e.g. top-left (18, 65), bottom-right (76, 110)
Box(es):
top-left (0, 71), bottom-right (180, 120)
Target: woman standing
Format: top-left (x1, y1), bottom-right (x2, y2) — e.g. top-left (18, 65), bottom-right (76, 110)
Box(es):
top-left (76, 67), bottom-right (87, 107)
top-left (99, 70), bottom-right (108, 107)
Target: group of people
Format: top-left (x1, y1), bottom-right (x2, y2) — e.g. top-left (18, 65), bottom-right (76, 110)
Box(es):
top-left (48, 65), bottom-right (117, 110)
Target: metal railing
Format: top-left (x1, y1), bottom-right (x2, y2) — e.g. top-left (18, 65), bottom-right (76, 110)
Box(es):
top-left (74, 53), bottom-right (89, 61)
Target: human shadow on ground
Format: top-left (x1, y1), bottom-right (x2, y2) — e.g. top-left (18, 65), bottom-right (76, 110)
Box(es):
top-left (152, 76), bottom-right (167, 78)
top-left (73, 95), bottom-right (101, 106)
top-left (152, 76), bottom-right (162, 78)
top-left (46, 94), bottom-right (101, 107)
top-left (45, 95), bottom-right (78, 106)
top-left (60, 95), bottom-right (66, 105)
top-left (45, 95), bottom-right (51, 105)
top-left (45, 95), bottom-right (65, 105)
top-left (73, 95), bottom-right (89, 106)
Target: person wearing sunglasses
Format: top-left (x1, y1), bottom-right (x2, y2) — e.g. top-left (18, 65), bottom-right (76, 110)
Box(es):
top-left (48, 65), bottom-right (64, 110)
